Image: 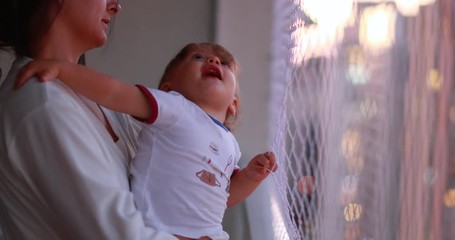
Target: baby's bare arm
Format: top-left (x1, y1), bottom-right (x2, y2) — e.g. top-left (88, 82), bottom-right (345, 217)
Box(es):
top-left (227, 152), bottom-right (278, 207)
top-left (16, 59), bottom-right (152, 119)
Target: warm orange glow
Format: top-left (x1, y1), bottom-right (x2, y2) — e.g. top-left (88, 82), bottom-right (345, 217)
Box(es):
top-left (344, 203), bottom-right (363, 222)
top-left (359, 4), bottom-right (396, 54)
top-left (342, 130), bottom-right (364, 173)
top-left (444, 189), bottom-right (455, 207)
top-left (356, 0), bottom-right (436, 16)
top-left (348, 46), bottom-right (364, 65)
top-left (426, 68), bottom-right (443, 91)
top-left (341, 130), bottom-right (361, 159)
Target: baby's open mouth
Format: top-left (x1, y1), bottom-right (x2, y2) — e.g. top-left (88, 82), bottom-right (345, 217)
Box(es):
top-left (202, 65), bottom-right (222, 80)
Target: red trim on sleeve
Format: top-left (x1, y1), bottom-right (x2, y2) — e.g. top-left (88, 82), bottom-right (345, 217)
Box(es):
top-left (231, 168), bottom-right (240, 179)
top-left (134, 84), bottom-right (158, 124)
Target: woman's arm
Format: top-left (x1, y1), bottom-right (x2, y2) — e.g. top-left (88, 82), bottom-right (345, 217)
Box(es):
top-left (15, 59), bottom-right (152, 119)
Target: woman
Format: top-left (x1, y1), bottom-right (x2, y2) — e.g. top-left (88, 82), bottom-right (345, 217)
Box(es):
top-left (0, 0), bottom-right (176, 239)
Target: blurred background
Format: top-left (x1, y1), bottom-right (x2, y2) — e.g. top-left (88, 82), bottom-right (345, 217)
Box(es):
top-left (2, 0), bottom-right (454, 239)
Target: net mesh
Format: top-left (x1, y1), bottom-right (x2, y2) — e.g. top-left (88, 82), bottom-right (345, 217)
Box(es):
top-left (269, 0), bottom-right (455, 239)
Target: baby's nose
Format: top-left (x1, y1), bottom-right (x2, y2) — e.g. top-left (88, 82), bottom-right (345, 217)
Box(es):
top-left (108, 1), bottom-right (121, 15)
top-left (207, 57), bottom-right (220, 65)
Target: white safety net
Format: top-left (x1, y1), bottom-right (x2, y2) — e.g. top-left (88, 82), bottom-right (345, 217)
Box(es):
top-left (269, 0), bottom-right (455, 239)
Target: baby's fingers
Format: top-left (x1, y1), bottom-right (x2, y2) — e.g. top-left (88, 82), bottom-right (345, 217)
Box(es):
top-left (37, 69), bottom-right (57, 82)
top-left (264, 151), bottom-right (278, 172)
top-left (15, 61), bottom-right (57, 89)
top-left (15, 64), bottom-right (37, 89)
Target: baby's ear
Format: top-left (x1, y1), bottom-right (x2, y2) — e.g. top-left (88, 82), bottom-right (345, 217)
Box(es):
top-left (159, 82), bottom-right (172, 92)
top-left (227, 98), bottom-right (238, 117)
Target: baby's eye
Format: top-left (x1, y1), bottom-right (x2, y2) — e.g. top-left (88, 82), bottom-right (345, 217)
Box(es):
top-left (192, 53), bottom-right (205, 61)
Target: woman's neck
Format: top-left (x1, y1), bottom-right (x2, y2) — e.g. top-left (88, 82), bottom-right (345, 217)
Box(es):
top-left (30, 31), bottom-right (83, 63)
top-left (31, 44), bottom-right (82, 63)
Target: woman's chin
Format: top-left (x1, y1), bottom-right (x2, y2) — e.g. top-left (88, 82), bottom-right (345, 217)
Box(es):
top-left (95, 35), bottom-right (108, 46)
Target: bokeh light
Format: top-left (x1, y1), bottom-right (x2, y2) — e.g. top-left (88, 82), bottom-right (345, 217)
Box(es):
top-left (359, 4), bottom-right (396, 54)
top-left (344, 203), bottom-right (363, 222)
top-left (444, 189), bottom-right (455, 207)
top-left (291, 0), bottom-right (356, 64)
top-left (341, 130), bottom-right (361, 160)
top-left (426, 68), bottom-right (443, 91)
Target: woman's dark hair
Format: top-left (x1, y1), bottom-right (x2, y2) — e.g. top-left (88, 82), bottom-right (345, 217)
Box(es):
top-left (0, 0), bottom-right (62, 56)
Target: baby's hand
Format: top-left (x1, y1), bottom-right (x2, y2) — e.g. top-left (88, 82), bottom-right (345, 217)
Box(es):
top-left (15, 59), bottom-right (66, 89)
top-left (244, 151), bottom-right (278, 182)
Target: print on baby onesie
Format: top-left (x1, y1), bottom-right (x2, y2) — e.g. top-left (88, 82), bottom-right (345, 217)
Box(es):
top-left (209, 142), bottom-right (220, 155)
top-left (224, 155), bottom-right (233, 173)
top-left (196, 170), bottom-right (221, 187)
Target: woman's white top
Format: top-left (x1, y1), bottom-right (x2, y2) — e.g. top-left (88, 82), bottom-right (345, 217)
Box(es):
top-left (0, 57), bottom-right (177, 240)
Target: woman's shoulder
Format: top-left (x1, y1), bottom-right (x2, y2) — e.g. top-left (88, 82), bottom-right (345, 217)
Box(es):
top-left (0, 58), bottom-right (91, 123)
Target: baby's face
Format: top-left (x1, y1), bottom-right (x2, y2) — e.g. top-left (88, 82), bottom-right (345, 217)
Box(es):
top-left (163, 48), bottom-right (237, 114)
